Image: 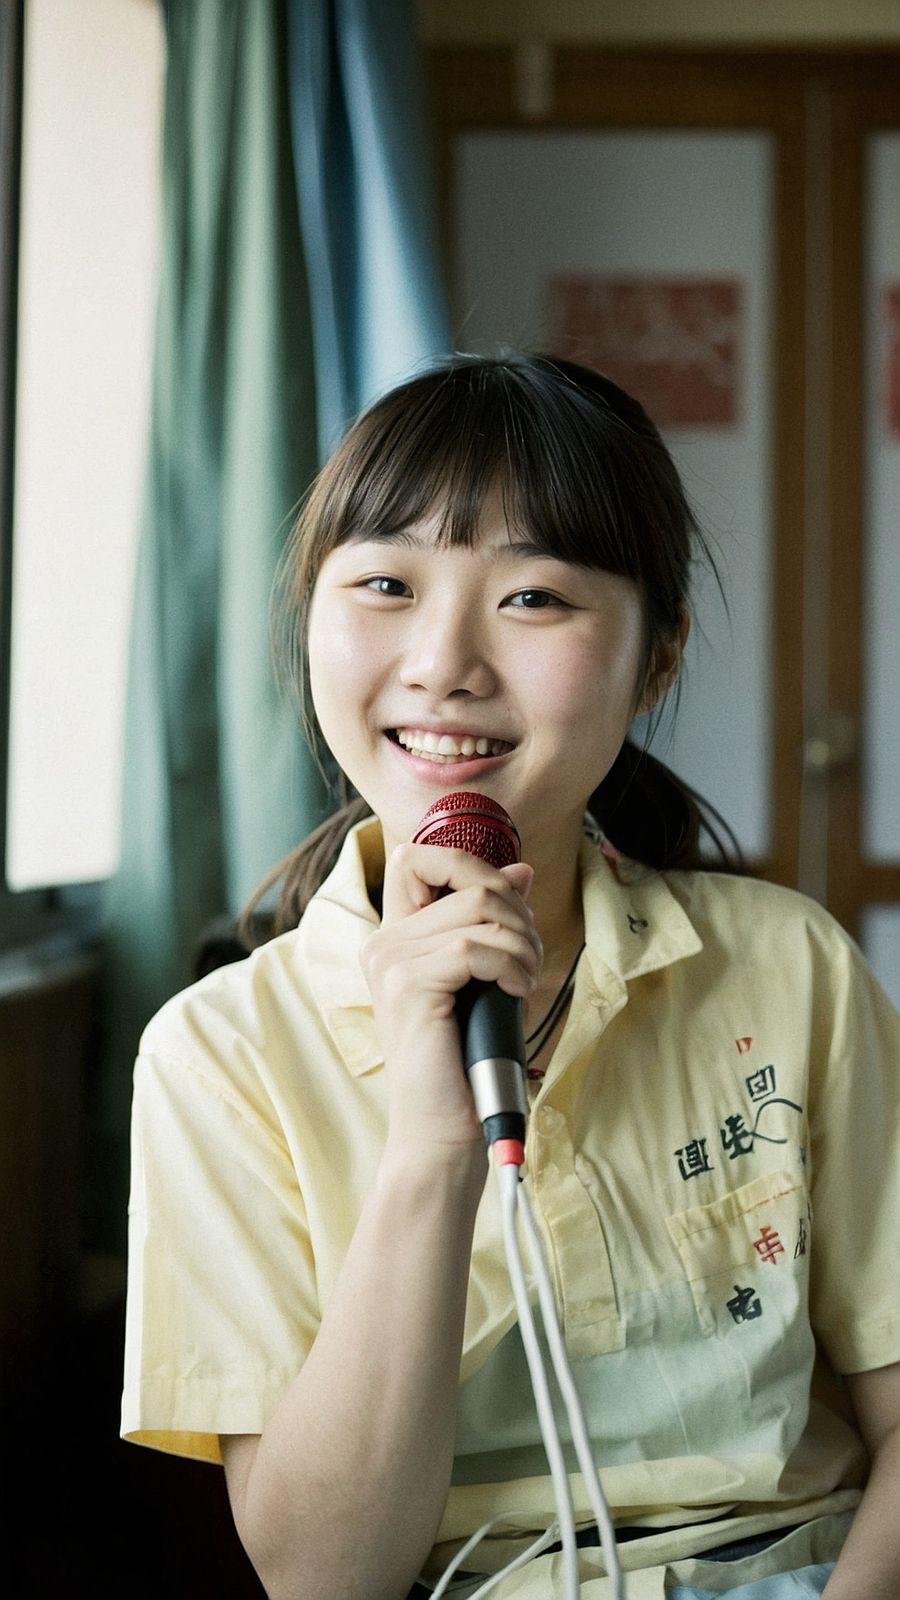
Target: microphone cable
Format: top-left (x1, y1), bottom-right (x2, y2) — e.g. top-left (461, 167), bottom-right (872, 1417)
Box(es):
top-left (432, 1145), bottom-right (626, 1600)
top-left (507, 1157), bottom-right (625, 1600)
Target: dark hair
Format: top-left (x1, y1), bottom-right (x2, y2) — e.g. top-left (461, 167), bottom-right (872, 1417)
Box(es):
top-left (239, 353), bottom-right (740, 946)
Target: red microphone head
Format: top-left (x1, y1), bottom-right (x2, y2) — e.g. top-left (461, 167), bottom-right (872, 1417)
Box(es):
top-left (411, 791), bottom-right (521, 867)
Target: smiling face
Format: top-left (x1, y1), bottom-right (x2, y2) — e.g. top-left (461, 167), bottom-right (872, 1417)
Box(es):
top-left (307, 501), bottom-right (671, 875)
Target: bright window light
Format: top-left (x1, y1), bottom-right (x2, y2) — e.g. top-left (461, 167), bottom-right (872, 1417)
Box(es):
top-left (6, 0), bottom-right (165, 890)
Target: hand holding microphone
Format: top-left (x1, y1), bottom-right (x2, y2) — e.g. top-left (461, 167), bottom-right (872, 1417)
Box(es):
top-left (361, 793), bottom-right (538, 1158)
top-left (412, 793), bottom-right (529, 1158)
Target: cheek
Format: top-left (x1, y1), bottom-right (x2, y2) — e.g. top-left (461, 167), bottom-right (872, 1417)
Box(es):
top-left (307, 596), bottom-right (388, 752)
top-left (306, 597), bottom-right (355, 734)
top-left (305, 600), bottom-right (330, 709)
top-left (309, 589), bottom-right (361, 682)
top-left (543, 658), bottom-right (593, 731)
top-left (541, 639), bottom-right (644, 737)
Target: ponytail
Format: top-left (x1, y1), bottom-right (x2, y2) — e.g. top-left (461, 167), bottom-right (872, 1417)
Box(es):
top-left (237, 794), bottom-right (373, 950)
top-left (590, 739), bottom-right (743, 872)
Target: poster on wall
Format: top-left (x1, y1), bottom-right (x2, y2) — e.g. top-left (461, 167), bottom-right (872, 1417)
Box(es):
top-left (546, 275), bottom-right (742, 430)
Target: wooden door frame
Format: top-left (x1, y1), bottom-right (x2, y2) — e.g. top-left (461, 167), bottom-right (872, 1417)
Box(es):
top-left (827, 70), bottom-right (900, 937)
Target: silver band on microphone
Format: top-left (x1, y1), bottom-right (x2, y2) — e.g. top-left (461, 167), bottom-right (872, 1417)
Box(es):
top-left (466, 1055), bottom-right (528, 1125)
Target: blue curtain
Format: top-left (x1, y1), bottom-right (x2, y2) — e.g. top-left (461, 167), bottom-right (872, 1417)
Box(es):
top-left (286, 0), bottom-right (450, 457)
top-left (93, 0), bottom-right (450, 1249)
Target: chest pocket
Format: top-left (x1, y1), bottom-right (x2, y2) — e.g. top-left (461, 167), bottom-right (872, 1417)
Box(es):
top-left (666, 1166), bottom-right (811, 1338)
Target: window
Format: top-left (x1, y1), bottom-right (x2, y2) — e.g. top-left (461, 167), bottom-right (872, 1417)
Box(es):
top-left (3, 0), bottom-right (164, 900)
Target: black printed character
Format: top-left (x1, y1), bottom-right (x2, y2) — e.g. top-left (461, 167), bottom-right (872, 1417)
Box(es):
top-left (727, 1284), bottom-right (763, 1324)
top-left (720, 1114), bottom-right (755, 1160)
top-left (675, 1139), bottom-right (714, 1181)
top-left (746, 1064), bottom-right (776, 1101)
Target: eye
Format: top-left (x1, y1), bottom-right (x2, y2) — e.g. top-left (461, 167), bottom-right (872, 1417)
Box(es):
top-left (362, 575), bottom-right (411, 597)
top-left (505, 588), bottom-right (567, 610)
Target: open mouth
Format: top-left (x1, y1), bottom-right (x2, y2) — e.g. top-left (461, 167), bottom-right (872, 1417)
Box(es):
top-left (387, 728), bottom-right (514, 763)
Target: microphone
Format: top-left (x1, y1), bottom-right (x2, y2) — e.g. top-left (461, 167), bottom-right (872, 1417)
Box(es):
top-left (412, 792), bottom-right (528, 1151)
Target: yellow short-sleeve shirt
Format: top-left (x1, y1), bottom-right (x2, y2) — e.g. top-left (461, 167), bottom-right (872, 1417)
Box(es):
top-left (121, 818), bottom-right (900, 1582)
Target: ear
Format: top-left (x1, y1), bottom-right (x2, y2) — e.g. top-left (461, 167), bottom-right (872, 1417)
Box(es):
top-left (634, 607), bottom-right (690, 716)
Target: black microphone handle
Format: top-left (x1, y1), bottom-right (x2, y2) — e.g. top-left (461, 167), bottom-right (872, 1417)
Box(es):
top-left (454, 978), bottom-right (527, 1145)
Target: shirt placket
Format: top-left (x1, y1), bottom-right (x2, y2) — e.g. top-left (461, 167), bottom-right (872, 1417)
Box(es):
top-left (526, 982), bottom-right (629, 1360)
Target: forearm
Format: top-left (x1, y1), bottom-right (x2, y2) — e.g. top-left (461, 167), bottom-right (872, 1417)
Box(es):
top-left (230, 1144), bottom-right (486, 1600)
top-left (823, 1424), bottom-right (900, 1599)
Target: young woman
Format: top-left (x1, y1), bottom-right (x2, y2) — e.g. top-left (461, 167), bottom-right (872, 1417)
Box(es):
top-left (122, 355), bottom-right (900, 1599)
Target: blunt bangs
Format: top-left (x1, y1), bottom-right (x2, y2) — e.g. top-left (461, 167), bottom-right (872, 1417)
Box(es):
top-left (308, 357), bottom-right (695, 618)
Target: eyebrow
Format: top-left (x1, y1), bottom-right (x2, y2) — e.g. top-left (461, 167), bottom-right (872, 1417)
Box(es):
top-left (347, 529), bottom-right (558, 561)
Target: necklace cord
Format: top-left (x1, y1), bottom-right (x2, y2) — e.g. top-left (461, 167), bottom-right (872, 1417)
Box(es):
top-left (525, 942), bottom-right (585, 1067)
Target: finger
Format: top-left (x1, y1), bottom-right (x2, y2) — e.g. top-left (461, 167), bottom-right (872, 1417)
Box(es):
top-left (501, 862), bottom-right (534, 901)
top-left (380, 879), bottom-right (542, 968)
top-left (371, 921), bottom-right (538, 1004)
top-left (457, 929), bottom-right (540, 997)
top-left (381, 842), bottom-right (525, 924)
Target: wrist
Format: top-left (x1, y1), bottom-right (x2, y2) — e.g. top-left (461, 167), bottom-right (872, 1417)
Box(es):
top-left (378, 1132), bottom-right (488, 1207)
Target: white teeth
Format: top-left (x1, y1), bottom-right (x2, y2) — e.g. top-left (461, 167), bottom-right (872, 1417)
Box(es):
top-left (395, 728), bottom-right (510, 761)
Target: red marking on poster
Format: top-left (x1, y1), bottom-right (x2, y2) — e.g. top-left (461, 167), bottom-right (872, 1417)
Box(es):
top-left (736, 1036), bottom-right (753, 1054)
top-left (885, 285), bottom-right (900, 439)
top-left (547, 275), bottom-right (741, 429)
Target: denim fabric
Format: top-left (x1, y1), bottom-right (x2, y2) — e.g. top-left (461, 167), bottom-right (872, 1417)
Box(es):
top-left (668, 1561), bottom-right (835, 1598)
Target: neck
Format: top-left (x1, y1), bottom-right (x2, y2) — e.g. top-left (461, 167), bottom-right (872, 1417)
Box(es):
top-left (520, 816), bottom-right (585, 963)
top-left (532, 868), bottom-right (583, 966)
top-left (521, 848), bottom-right (584, 1075)
top-left (511, 818), bottom-right (586, 1073)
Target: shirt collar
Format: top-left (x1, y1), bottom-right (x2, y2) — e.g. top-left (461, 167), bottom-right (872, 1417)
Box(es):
top-left (300, 817), bottom-right (702, 1078)
top-left (295, 818), bottom-right (383, 1075)
top-left (579, 835), bottom-right (702, 994)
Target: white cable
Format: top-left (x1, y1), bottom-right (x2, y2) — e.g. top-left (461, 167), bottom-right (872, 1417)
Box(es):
top-left (430, 1517), bottom-right (561, 1600)
top-left (430, 1514), bottom-right (525, 1598)
top-left (498, 1161), bottom-right (580, 1599)
top-left (516, 1178), bottom-right (627, 1600)
top-left (430, 1157), bottom-right (628, 1599)
top-left (455, 1522), bottom-right (566, 1599)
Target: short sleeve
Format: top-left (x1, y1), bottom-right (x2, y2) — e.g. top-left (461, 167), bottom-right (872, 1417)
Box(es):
top-left (121, 1045), bottom-right (320, 1462)
top-left (807, 923), bottom-right (900, 1375)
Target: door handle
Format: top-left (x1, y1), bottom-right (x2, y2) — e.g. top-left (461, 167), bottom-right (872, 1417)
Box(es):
top-left (802, 709), bottom-right (857, 774)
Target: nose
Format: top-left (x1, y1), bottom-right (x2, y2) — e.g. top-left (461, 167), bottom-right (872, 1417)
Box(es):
top-left (399, 593), bottom-right (498, 700)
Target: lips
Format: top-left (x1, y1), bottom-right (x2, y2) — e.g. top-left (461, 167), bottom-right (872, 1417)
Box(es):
top-left (390, 728), bottom-right (513, 761)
